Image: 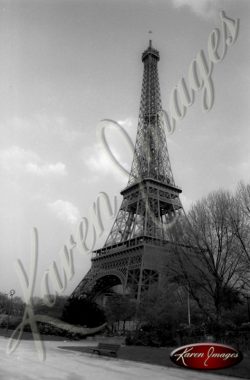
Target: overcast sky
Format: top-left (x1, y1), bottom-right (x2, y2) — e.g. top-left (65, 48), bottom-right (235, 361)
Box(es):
top-left (0, 0), bottom-right (250, 298)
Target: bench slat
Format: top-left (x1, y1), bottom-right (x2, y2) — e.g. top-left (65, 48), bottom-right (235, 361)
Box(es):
top-left (98, 343), bottom-right (120, 349)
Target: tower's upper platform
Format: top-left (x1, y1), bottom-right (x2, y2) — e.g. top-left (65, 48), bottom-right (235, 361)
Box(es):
top-left (142, 40), bottom-right (160, 62)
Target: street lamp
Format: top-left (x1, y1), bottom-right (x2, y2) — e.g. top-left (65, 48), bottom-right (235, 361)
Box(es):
top-left (246, 295), bottom-right (250, 322)
top-left (187, 289), bottom-right (191, 326)
top-left (6, 289), bottom-right (15, 336)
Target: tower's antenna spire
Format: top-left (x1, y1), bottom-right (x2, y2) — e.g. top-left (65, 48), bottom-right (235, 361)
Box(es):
top-left (148, 30), bottom-right (152, 47)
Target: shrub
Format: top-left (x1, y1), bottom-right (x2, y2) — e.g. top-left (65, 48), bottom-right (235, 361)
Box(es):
top-left (62, 296), bottom-right (106, 328)
top-left (125, 323), bottom-right (177, 347)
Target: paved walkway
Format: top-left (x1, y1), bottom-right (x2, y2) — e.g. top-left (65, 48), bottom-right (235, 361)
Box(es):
top-left (0, 337), bottom-right (244, 380)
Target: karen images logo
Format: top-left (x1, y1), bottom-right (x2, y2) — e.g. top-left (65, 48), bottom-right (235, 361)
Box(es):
top-left (170, 343), bottom-right (243, 370)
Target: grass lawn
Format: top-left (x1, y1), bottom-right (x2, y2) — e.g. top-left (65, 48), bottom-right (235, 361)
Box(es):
top-left (59, 344), bottom-right (250, 379)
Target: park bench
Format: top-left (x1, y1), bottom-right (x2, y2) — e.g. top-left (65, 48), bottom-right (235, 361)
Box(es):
top-left (91, 342), bottom-right (120, 357)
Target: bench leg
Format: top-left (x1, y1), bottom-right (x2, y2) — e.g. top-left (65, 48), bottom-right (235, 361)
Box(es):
top-left (92, 350), bottom-right (100, 355)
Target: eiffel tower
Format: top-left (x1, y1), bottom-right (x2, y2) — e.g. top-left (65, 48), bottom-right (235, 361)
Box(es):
top-left (72, 40), bottom-right (183, 303)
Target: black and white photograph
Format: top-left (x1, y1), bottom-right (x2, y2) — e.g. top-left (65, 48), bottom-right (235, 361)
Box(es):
top-left (0, 0), bottom-right (250, 379)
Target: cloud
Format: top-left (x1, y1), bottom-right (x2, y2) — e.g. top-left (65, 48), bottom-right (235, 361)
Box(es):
top-left (82, 142), bottom-right (130, 182)
top-left (117, 117), bottom-right (137, 140)
top-left (0, 114), bottom-right (85, 148)
top-left (84, 143), bottom-right (115, 173)
top-left (171, 0), bottom-right (219, 20)
top-left (25, 162), bottom-right (66, 176)
top-left (34, 114), bottom-right (85, 143)
top-left (48, 200), bottom-right (81, 225)
top-left (82, 117), bottom-right (136, 182)
top-left (0, 146), bottom-right (37, 172)
top-left (0, 146), bottom-right (67, 177)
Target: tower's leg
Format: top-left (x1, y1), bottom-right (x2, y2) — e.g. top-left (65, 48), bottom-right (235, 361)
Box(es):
top-left (136, 260), bottom-right (144, 305)
top-left (124, 257), bottom-right (131, 294)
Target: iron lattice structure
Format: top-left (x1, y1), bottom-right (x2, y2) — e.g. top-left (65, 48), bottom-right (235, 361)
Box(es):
top-left (72, 41), bottom-right (183, 302)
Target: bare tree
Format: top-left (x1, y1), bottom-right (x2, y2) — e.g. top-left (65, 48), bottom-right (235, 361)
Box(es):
top-left (238, 181), bottom-right (250, 217)
top-left (229, 182), bottom-right (250, 266)
top-left (168, 190), bottom-right (248, 325)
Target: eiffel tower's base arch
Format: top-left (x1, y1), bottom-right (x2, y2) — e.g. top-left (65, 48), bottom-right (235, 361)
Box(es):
top-left (72, 237), bottom-right (173, 304)
top-left (89, 273), bottom-right (124, 300)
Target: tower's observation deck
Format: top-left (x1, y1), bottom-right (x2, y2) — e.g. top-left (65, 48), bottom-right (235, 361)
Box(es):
top-left (142, 40), bottom-right (160, 62)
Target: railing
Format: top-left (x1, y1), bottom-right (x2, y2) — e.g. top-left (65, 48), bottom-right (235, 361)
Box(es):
top-left (93, 236), bottom-right (172, 258)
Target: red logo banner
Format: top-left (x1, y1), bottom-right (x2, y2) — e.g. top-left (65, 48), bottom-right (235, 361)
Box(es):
top-left (170, 343), bottom-right (243, 370)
